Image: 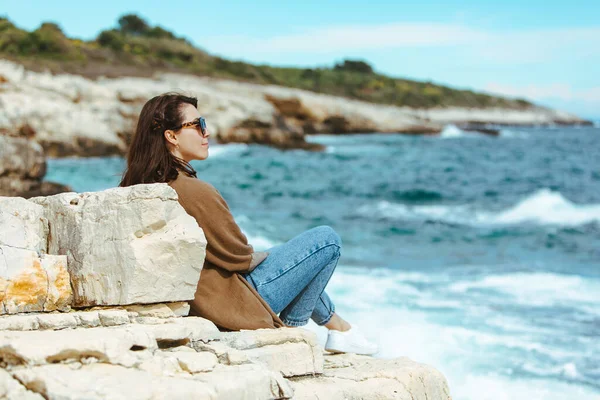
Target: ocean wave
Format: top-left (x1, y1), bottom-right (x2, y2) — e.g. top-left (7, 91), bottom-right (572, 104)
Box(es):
top-left (499, 129), bottom-right (530, 138)
top-left (391, 189), bottom-right (444, 202)
top-left (521, 361), bottom-right (580, 380)
top-left (449, 272), bottom-right (600, 306)
top-left (317, 267), bottom-right (600, 400)
top-left (440, 124), bottom-right (494, 139)
top-left (488, 189), bottom-right (600, 225)
top-left (440, 124), bottom-right (468, 138)
top-left (236, 215), bottom-right (280, 251)
top-left (359, 189), bottom-right (600, 227)
top-left (207, 143), bottom-right (248, 158)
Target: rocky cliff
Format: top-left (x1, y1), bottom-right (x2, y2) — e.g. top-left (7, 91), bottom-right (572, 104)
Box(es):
top-left (0, 133), bottom-right (71, 197)
top-left (0, 60), bottom-right (589, 158)
top-left (0, 184), bottom-right (452, 399)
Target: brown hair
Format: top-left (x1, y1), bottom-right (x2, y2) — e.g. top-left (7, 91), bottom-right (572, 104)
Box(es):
top-left (120, 92), bottom-right (198, 187)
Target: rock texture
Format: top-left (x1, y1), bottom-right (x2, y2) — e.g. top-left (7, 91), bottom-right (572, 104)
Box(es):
top-left (0, 135), bottom-right (70, 197)
top-left (0, 197), bottom-right (71, 314)
top-left (0, 184), bottom-right (452, 399)
top-left (0, 248), bottom-right (70, 314)
top-left (0, 309), bottom-right (451, 400)
top-left (0, 60), bottom-right (589, 158)
top-left (0, 368), bottom-right (44, 399)
top-left (291, 354), bottom-right (452, 400)
top-left (30, 184), bottom-right (207, 307)
top-left (0, 197), bottom-right (48, 253)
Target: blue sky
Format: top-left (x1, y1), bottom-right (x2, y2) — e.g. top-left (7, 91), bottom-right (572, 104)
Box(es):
top-left (3, 0), bottom-right (599, 118)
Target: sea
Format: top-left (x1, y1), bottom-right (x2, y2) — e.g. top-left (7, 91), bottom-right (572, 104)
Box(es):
top-left (46, 124), bottom-right (600, 400)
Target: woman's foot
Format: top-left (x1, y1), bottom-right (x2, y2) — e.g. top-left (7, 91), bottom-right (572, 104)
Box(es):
top-left (323, 313), bottom-right (379, 355)
top-left (325, 326), bottom-right (379, 355)
top-left (324, 313), bottom-right (351, 332)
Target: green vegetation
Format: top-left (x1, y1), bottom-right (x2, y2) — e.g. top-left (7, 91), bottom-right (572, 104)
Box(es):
top-left (0, 14), bottom-right (532, 109)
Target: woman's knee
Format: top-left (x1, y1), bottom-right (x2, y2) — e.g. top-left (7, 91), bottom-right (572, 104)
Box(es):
top-left (311, 225), bottom-right (342, 248)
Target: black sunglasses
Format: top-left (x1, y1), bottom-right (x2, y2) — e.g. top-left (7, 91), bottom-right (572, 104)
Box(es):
top-left (173, 117), bottom-right (208, 137)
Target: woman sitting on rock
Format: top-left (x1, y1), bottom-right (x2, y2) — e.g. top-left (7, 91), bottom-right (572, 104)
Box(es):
top-left (120, 93), bottom-right (378, 355)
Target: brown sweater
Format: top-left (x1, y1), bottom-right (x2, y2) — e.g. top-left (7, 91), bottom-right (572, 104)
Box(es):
top-left (168, 171), bottom-right (283, 331)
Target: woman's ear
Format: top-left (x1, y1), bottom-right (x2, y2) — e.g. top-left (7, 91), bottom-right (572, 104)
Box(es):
top-left (164, 130), bottom-right (178, 147)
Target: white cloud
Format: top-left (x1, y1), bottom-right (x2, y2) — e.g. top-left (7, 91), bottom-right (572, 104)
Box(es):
top-left (485, 83), bottom-right (600, 102)
top-left (484, 83), bottom-right (600, 117)
top-left (203, 23), bottom-right (600, 64)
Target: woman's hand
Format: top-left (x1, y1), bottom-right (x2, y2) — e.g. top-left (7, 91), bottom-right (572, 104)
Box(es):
top-left (248, 251), bottom-right (269, 272)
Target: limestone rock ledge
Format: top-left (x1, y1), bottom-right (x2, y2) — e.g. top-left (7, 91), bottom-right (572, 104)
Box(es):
top-left (0, 183), bottom-right (451, 399)
top-left (0, 306), bottom-right (452, 400)
top-left (29, 184), bottom-right (207, 307)
top-left (0, 184), bottom-right (208, 314)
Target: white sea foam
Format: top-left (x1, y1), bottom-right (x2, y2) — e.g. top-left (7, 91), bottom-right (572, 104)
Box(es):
top-left (486, 189), bottom-right (600, 225)
top-left (236, 215), bottom-right (280, 250)
top-left (449, 272), bottom-right (600, 306)
top-left (246, 233), bottom-right (279, 251)
top-left (308, 267), bottom-right (600, 400)
top-left (440, 124), bottom-right (497, 139)
top-left (499, 129), bottom-right (530, 138)
top-left (207, 143), bottom-right (248, 158)
top-left (440, 124), bottom-right (467, 138)
top-left (521, 361), bottom-right (580, 380)
top-left (359, 189), bottom-right (600, 227)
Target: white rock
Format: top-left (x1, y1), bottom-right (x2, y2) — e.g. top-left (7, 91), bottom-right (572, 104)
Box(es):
top-left (171, 351), bottom-right (218, 373)
top-left (133, 322), bottom-right (191, 346)
top-left (0, 326), bottom-right (157, 367)
top-left (97, 309), bottom-right (130, 326)
top-left (0, 197), bottom-right (47, 252)
top-left (11, 363), bottom-right (216, 400)
top-left (0, 314), bottom-right (40, 331)
top-left (36, 313), bottom-right (78, 330)
top-left (171, 316), bottom-right (219, 341)
top-left (244, 342), bottom-right (319, 378)
top-left (193, 340), bottom-right (249, 366)
top-left (0, 247), bottom-right (71, 314)
top-left (0, 368), bottom-right (44, 400)
top-left (166, 301), bottom-right (191, 317)
top-left (198, 328), bottom-right (324, 377)
top-left (136, 352), bottom-right (184, 377)
top-left (132, 316), bottom-right (171, 325)
top-left (192, 363), bottom-right (294, 400)
top-left (72, 310), bottom-right (101, 328)
top-left (30, 184), bottom-right (206, 307)
top-left (290, 353), bottom-right (452, 400)
top-left (125, 303), bottom-right (176, 318)
top-left (162, 345), bottom-right (196, 353)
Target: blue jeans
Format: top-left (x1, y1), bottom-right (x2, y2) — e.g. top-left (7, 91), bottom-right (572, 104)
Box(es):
top-left (244, 226), bottom-right (341, 327)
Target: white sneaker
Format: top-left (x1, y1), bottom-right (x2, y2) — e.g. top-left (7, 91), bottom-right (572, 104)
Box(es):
top-left (325, 327), bottom-right (379, 355)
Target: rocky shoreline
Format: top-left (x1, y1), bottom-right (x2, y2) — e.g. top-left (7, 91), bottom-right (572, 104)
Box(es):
top-left (0, 134), bottom-right (71, 197)
top-left (0, 59), bottom-right (590, 159)
top-left (0, 184), bottom-right (452, 399)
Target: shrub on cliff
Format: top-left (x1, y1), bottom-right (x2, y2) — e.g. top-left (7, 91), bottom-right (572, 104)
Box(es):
top-left (0, 20), bottom-right (80, 60)
top-left (0, 14), bottom-right (533, 110)
top-left (334, 59), bottom-right (374, 74)
top-left (97, 29), bottom-right (126, 52)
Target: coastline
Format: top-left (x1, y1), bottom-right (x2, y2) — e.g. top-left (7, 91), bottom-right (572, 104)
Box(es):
top-left (0, 59), bottom-right (590, 159)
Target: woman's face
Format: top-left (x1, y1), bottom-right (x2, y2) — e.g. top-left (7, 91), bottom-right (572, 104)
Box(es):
top-left (165, 104), bottom-right (210, 162)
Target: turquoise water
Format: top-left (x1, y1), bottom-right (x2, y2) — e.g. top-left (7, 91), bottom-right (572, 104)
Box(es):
top-left (46, 125), bottom-right (600, 400)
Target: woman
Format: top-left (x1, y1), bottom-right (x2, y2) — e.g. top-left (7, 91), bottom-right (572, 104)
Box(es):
top-left (120, 93), bottom-right (378, 355)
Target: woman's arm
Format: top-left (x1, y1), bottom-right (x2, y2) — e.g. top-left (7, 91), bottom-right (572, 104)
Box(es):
top-left (179, 179), bottom-right (259, 273)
